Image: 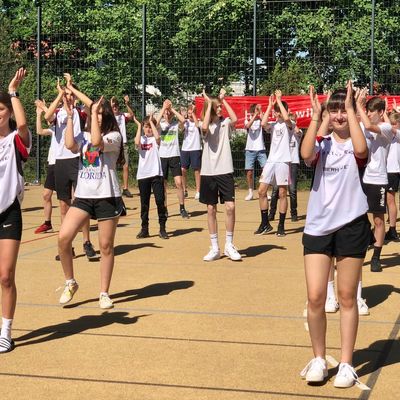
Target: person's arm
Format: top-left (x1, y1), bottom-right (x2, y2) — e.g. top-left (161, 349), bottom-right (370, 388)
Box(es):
top-left (383, 98), bottom-right (391, 124)
top-left (201, 90), bottom-right (212, 136)
top-left (149, 115), bottom-right (160, 144)
top-left (316, 112), bottom-right (330, 137)
top-left (346, 81), bottom-right (368, 158)
top-left (261, 94), bottom-right (274, 131)
top-left (356, 87), bottom-right (383, 135)
top-left (44, 78), bottom-right (64, 123)
top-left (134, 115), bottom-right (142, 148)
top-left (245, 108), bottom-right (260, 130)
top-left (275, 89), bottom-right (293, 130)
top-left (123, 95), bottom-right (135, 120)
top-left (63, 95), bottom-right (79, 153)
top-left (35, 101), bottom-right (53, 136)
top-left (90, 97), bottom-right (104, 149)
top-left (191, 105), bottom-right (198, 126)
top-left (64, 73), bottom-right (93, 108)
top-left (155, 99), bottom-right (171, 127)
top-left (219, 88), bottom-right (237, 127)
top-left (8, 68), bottom-right (30, 147)
top-left (301, 85), bottom-right (321, 163)
top-left (170, 105), bottom-right (186, 129)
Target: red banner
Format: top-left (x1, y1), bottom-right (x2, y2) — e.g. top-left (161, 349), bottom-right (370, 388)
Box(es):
top-left (195, 95), bottom-right (400, 129)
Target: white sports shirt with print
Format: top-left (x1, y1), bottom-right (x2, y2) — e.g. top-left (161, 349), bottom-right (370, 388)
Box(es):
top-left (289, 129), bottom-right (302, 164)
top-left (136, 135), bottom-right (163, 180)
top-left (54, 108), bottom-right (82, 160)
top-left (266, 121), bottom-right (292, 163)
top-left (201, 117), bottom-right (234, 176)
top-left (47, 126), bottom-right (56, 165)
top-left (245, 119), bottom-right (265, 151)
top-left (115, 113), bottom-right (130, 144)
top-left (386, 129), bottom-right (400, 173)
top-left (362, 122), bottom-right (393, 185)
top-left (0, 131), bottom-right (31, 213)
top-left (74, 131), bottom-right (122, 199)
top-left (159, 120), bottom-right (181, 158)
top-left (304, 134), bottom-right (368, 236)
top-left (182, 120), bottom-right (201, 151)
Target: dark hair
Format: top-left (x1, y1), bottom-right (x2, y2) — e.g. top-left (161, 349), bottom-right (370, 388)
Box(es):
top-left (110, 96), bottom-right (119, 108)
top-left (249, 103), bottom-right (257, 113)
top-left (366, 96), bottom-right (385, 112)
top-left (327, 89), bottom-right (356, 112)
top-left (274, 101), bottom-right (288, 113)
top-left (0, 92), bottom-right (16, 131)
top-left (89, 98), bottom-right (120, 135)
top-left (142, 115), bottom-right (156, 125)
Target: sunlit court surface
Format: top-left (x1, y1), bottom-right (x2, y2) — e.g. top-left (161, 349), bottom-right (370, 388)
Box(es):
top-left (2, 186), bottom-right (399, 400)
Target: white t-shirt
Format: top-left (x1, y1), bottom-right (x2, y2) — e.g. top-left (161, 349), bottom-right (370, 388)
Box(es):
top-left (182, 120), bottom-right (201, 151)
top-left (115, 113), bottom-right (130, 144)
top-left (386, 129), bottom-right (400, 173)
top-left (201, 117), bottom-right (234, 176)
top-left (266, 121), bottom-right (292, 163)
top-left (289, 129), bottom-right (302, 164)
top-left (245, 119), bottom-right (265, 151)
top-left (159, 120), bottom-right (181, 158)
top-left (0, 131), bottom-right (31, 213)
top-left (74, 131), bottom-right (122, 199)
top-left (362, 122), bottom-right (393, 184)
top-left (136, 135), bottom-right (163, 180)
top-left (304, 134), bottom-right (368, 236)
top-left (54, 108), bottom-right (82, 160)
top-left (47, 126), bottom-right (56, 165)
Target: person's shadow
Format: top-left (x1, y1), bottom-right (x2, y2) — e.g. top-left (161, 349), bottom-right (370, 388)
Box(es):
top-left (362, 284), bottom-right (400, 309)
top-left (240, 244), bottom-right (286, 258)
top-left (64, 280), bottom-right (195, 308)
top-left (15, 312), bottom-right (147, 347)
top-left (114, 243), bottom-right (162, 256)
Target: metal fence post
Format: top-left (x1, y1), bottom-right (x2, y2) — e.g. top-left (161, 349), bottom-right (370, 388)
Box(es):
top-left (252, 0), bottom-right (257, 96)
top-left (35, 0), bottom-right (42, 184)
top-left (141, 4), bottom-right (147, 118)
top-left (370, 0), bottom-right (376, 95)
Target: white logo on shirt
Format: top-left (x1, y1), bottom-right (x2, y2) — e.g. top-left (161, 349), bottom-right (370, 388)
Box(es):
top-left (2, 224), bottom-right (12, 228)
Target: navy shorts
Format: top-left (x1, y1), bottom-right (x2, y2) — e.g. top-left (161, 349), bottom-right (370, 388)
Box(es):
top-left (181, 150), bottom-right (201, 170)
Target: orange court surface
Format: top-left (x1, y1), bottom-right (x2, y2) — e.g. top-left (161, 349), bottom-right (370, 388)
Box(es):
top-left (1, 185), bottom-right (399, 400)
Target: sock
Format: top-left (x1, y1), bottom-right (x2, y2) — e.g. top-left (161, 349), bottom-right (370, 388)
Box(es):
top-left (66, 278), bottom-right (76, 285)
top-left (372, 246), bottom-right (382, 260)
top-left (226, 231), bottom-right (233, 245)
top-left (261, 209), bottom-right (269, 226)
top-left (100, 292), bottom-right (109, 298)
top-left (45, 220), bottom-right (51, 226)
top-left (248, 188), bottom-right (253, 194)
top-left (279, 212), bottom-right (286, 226)
top-left (1, 318), bottom-right (12, 340)
top-left (357, 281), bottom-right (362, 300)
top-left (327, 281), bottom-right (335, 299)
top-left (210, 233), bottom-right (219, 251)
top-left (180, 204), bottom-right (185, 211)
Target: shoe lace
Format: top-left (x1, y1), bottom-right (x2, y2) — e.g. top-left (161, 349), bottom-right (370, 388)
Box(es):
top-left (358, 298), bottom-right (368, 309)
top-left (300, 358), bottom-right (325, 377)
top-left (338, 363), bottom-right (359, 381)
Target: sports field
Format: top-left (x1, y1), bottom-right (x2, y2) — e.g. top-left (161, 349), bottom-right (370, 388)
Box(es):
top-left (1, 186), bottom-right (399, 400)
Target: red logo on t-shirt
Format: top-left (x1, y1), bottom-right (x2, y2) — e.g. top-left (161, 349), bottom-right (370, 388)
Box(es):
top-left (141, 143), bottom-right (153, 150)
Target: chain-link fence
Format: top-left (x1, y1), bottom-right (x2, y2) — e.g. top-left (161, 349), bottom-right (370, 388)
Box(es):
top-left (1, 0), bottom-right (399, 185)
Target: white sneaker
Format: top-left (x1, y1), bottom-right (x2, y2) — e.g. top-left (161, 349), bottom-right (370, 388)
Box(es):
top-left (59, 280), bottom-right (79, 305)
top-left (195, 192), bottom-right (200, 200)
top-left (358, 298), bottom-right (369, 316)
top-left (325, 296), bottom-right (339, 313)
top-left (334, 363), bottom-right (358, 388)
top-left (300, 357), bottom-right (328, 382)
top-left (244, 191), bottom-right (253, 201)
top-left (224, 243), bottom-right (242, 261)
top-left (99, 293), bottom-right (114, 309)
top-left (203, 247), bottom-right (221, 261)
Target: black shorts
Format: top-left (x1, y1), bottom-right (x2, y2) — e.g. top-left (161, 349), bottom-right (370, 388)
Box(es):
top-left (0, 198), bottom-right (22, 241)
top-left (44, 164), bottom-right (56, 191)
top-left (302, 214), bottom-right (372, 259)
top-left (363, 183), bottom-right (387, 214)
top-left (199, 173), bottom-right (235, 205)
top-left (72, 197), bottom-right (126, 221)
top-left (55, 157), bottom-right (79, 201)
top-left (181, 150), bottom-right (201, 170)
top-left (387, 173), bottom-right (400, 192)
top-left (161, 156), bottom-right (182, 180)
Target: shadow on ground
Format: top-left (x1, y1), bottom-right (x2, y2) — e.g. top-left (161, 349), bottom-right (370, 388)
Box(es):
top-left (240, 244), bottom-right (286, 258)
top-left (362, 284), bottom-right (400, 309)
top-left (114, 243), bottom-right (162, 256)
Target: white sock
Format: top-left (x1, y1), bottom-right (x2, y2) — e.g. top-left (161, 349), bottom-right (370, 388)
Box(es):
top-left (1, 318), bottom-right (13, 340)
top-left (248, 188), bottom-right (253, 194)
top-left (66, 278), bottom-right (76, 285)
top-left (210, 233), bottom-right (219, 251)
top-left (357, 281), bottom-right (362, 300)
top-left (100, 292), bottom-right (109, 298)
top-left (327, 281), bottom-right (336, 299)
top-left (226, 231), bottom-right (233, 245)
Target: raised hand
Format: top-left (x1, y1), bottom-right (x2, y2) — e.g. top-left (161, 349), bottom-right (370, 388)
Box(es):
top-left (202, 89), bottom-right (211, 103)
top-left (62, 94), bottom-right (74, 117)
top-left (163, 99), bottom-right (172, 109)
top-left (309, 85), bottom-right (321, 116)
top-left (92, 96), bottom-right (104, 115)
top-left (9, 67), bottom-right (27, 92)
top-left (123, 95), bottom-right (130, 104)
top-left (219, 88), bottom-right (226, 100)
top-left (344, 80), bottom-right (355, 110)
top-left (56, 78), bottom-right (65, 95)
top-left (275, 89), bottom-right (282, 101)
top-left (63, 73), bottom-right (73, 89)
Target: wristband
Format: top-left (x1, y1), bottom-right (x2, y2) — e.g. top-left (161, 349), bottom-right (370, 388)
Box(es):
top-left (8, 91), bottom-right (19, 98)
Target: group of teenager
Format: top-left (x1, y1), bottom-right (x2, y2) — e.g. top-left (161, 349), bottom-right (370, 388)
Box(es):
top-left (1, 69), bottom-right (400, 392)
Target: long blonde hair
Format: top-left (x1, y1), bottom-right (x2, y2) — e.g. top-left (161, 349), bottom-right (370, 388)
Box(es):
top-left (201, 96), bottom-right (221, 122)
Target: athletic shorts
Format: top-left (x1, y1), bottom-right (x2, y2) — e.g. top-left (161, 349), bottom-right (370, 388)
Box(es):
top-left (259, 162), bottom-right (291, 186)
top-left (44, 164), bottom-right (56, 191)
top-left (363, 183), bottom-right (387, 214)
top-left (72, 197), bottom-right (126, 221)
top-left (387, 173), bottom-right (400, 192)
top-left (123, 143), bottom-right (129, 165)
top-left (161, 156), bottom-right (182, 180)
top-left (245, 150), bottom-right (267, 170)
top-left (55, 157), bottom-right (79, 201)
top-left (199, 173), bottom-right (235, 205)
top-left (0, 198), bottom-right (22, 241)
top-left (181, 150), bottom-right (201, 170)
top-left (302, 214), bottom-right (372, 259)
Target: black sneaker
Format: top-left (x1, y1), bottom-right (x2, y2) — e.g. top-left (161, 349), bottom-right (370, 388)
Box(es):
top-left (83, 241), bottom-right (97, 259)
top-left (254, 223), bottom-right (273, 235)
top-left (291, 214), bottom-right (298, 222)
top-left (180, 209), bottom-right (190, 219)
top-left (276, 225), bottom-right (286, 237)
top-left (385, 229), bottom-right (399, 242)
top-left (122, 188), bottom-right (133, 198)
top-left (136, 229), bottom-right (149, 239)
top-left (55, 247), bottom-right (76, 261)
top-left (184, 190), bottom-right (188, 198)
top-left (268, 212), bottom-right (275, 221)
top-left (370, 258), bottom-right (383, 272)
top-left (159, 229), bottom-right (169, 239)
